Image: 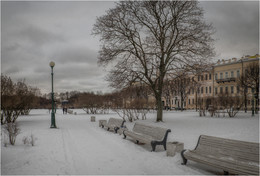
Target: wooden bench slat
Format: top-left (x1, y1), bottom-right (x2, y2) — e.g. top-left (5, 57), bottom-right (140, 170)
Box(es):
top-left (101, 118), bottom-right (125, 133)
top-left (124, 130), bottom-right (153, 144)
top-left (193, 147), bottom-right (259, 163)
top-left (182, 135), bottom-right (259, 175)
top-left (184, 151), bottom-right (259, 175)
top-left (123, 122), bottom-right (171, 151)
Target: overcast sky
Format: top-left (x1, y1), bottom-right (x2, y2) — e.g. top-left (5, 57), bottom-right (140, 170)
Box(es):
top-left (1, 1), bottom-right (259, 94)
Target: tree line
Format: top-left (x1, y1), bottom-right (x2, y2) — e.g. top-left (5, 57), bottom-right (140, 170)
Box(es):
top-left (1, 60), bottom-right (258, 125)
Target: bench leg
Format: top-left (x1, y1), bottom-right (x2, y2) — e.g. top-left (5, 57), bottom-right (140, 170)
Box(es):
top-left (114, 127), bottom-right (119, 133)
top-left (181, 150), bottom-right (187, 165)
top-left (107, 128), bottom-right (110, 131)
top-left (123, 131), bottom-right (126, 139)
top-left (224, 171), bottom-right (229, 175)
top-left (151, 141), bottom-right (156, 152)
top-left (163, 143), bottom-right (167, 150)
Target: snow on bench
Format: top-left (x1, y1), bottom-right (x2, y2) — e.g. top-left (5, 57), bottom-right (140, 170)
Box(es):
top-left (67, 109), bottom-right (73, 114)
top-left (181, 135), bottom-right (260, 175)
top-left (123, 122), bottom-right (171, 152)
top-left (101, 118), bottom-right (125, 133)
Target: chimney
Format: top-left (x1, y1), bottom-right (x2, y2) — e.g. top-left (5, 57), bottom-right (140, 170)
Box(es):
top-left (222, 59), bottom-right (225, 64)
top-left (217, 60), bottom-right (221, 64)
top-left (232, 57), bottom-right (237, 62)
top-left (228, 59), bottom-right (231, 63)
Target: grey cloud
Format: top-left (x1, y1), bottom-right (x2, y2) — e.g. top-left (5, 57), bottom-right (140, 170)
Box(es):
top-left (53, 45), bottom-right (98, 65)
top-left (3, 67), bottom-right (21, 75)
top-left (18, 25), bottom-right (66, 46)
top-left (1, 1), bottom-right (258, 94)
top-left (200, 1), bottom-right (259, 60)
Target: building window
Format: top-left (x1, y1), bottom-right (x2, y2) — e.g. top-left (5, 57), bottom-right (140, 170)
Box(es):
top-left (215, 87), bottom-right (218, 94)
top-left (192, 88), bottom-right (194, 94)
top-left (206, 87), bottom-right (208, 94)
top-left (209, 86), bottom-right (212, 93)
top-left (237, 86), bottom-right (240, 94)
top-left (231, 86), bottom-right (234, 94)
top-left (252, 88), bottom-right (255, 93)
top-left (201, 87), bottom-right (204, 94)
top-left (220, 73), bottom-right (223, 79)
top-left (198, 75), bottom-right (200, 81)
top-left (225, 86), bottom-right (228, 93)
top-left (225, 72), bottom-right (228, 78)
top-left (188, 99), bottom-right (190, 105)
top-left (248, 100), bottom-right (250, 105)
top-left (205, 74), bottom-right (208, 80)
top-left (245, 87), bottom-right (248, 93)
top-left (209, 74), bottom-right (211, 80)
top-left (201, 75), bottom-right (204, 81)
top-left (192, 99), bottom-right (194, 104)
top-left (237, 70), bottom-right (240, 77)
top-left (198, 87), bottom-right (200, 94)
top-left (215, 73), bottom-right (218, 80)
top-left (220, 87), bottom-right (223, 93)
top-left (231, 71), bottom-right (234, 78)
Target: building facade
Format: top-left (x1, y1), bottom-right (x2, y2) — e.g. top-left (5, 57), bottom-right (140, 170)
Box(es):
top-left (162, 54), bottom-right (259, 110)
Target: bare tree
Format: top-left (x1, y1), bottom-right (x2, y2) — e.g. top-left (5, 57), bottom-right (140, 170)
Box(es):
top-left (168, 72), bottom-right (194, 111)
top-left (78, 92), bottom-right (109, 114)
top-left (238, 62), bottom-right (259, 113)
top-left (1, 75), bottom-right (38, 124)
top-left (93, 1), bottom-right (215, 121)
top-left (113, 84), bottom-right (154, 122)
top-left (217, 93), bottom-right (243, 118)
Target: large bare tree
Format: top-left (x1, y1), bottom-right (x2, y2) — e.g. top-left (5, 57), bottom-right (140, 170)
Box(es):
top-left (93, 1), bottom-right (215, 121)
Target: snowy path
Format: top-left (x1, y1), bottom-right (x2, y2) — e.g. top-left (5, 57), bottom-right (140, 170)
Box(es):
top-left (1, 109), bottom-right (259, 175)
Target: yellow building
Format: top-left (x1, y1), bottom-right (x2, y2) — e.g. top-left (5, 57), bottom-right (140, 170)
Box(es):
top-left (164, 54), bottom-right (259, 110)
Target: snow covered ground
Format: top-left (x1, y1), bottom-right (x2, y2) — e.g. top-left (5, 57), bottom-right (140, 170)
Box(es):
top-left (1, 109), bottom-right (259, 175)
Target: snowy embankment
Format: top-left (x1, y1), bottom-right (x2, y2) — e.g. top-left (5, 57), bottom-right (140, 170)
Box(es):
top-left (1, 109), bottom-right (259, 175)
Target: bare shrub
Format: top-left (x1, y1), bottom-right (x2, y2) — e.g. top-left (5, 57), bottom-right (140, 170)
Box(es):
top-left (22, 136), bottom-right (30, 145)
top-left (30, 134), bottom-right (37, 146)
top-left (217, 93), bottom-right (243, 118)
top-left (22, 134), bottom-right (37, 146)
top-left (4, 123), bottom-right (21, 145)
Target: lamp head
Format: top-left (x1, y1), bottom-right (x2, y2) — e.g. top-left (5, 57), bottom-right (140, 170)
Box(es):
top-left (49, 61), bottom-right (55, 67)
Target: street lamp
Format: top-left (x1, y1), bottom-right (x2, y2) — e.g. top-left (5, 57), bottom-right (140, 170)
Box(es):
top-left (49, 61), bottom-right (57, 128)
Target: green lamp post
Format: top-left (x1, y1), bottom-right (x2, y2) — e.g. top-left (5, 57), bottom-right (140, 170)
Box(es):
top-left (49, 61), bottom-right (57, 128)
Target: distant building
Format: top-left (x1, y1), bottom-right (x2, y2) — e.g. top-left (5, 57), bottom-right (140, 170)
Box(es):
top-left (163, 54), bottom-right (259, 110)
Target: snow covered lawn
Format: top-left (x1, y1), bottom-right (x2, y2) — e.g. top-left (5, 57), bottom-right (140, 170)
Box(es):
top-left (1, 109), bottom-right (259, 175)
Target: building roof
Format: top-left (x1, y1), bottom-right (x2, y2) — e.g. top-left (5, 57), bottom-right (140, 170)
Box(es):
top-left (214, 54), bottom-right (259, 67)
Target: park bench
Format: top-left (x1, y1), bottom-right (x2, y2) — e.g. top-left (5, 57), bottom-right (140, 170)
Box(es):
top-left (123, 122), bottom-right (171, 152)
top-left (181, 135), bottom-right (259, 175)
top-left (101, 118), bottom-right (125, 133)
top-left (67, 109), bottom-right (73, 114)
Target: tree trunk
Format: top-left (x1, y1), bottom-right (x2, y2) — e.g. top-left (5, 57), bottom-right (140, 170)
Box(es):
top-left (155, 93), bottom-right (163, 122)
top-left (244, 92), bottom-right (247, 113)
